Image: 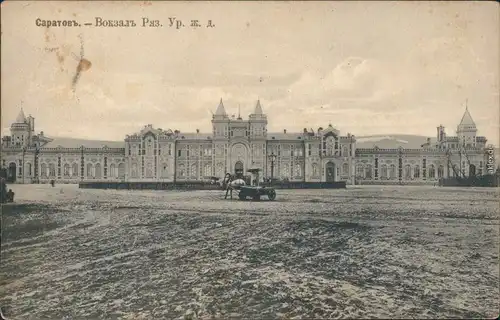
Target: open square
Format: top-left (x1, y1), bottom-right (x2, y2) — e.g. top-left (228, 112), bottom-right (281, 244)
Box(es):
top-left (1, 185), bottom-right (498, 319)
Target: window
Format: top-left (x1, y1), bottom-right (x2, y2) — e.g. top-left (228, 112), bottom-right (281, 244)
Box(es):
top-left (95, 163), bottom-right (102, 179)
top-left (414, 165), bottom-right (420, 178)
top-left (117, 163), bottom-right (125, 178)
top-left (191, 164), bottom-right (197, 177)
top-left (204, 164), bottom-right (211, 176)
top-left (438, 165), bottom-right (444, 178)
top-left (312, 163), bottom-right (318, 176)
top-left (282, 164), bottom-right (289, 178)
top-left (64, 164), bottom-right (70, 177)
top-left (428, 165), bottom-right (436, 178)
top-left (86, 163), bottom-right (93, 178)
top-left (389, 164), bottom-right (396, 180)
top-left (404, 165), bottom-right (411, 180)
top-left (342, 163), bottom-right (349, 175)
top-left (365, 164), bottom-right (372, 179)
top-left (380, 164), bottom-right (387, 179)
top-left (131, 163), bottom-right (138, 178)
top-left (49, 163), bottom-right (56, 177)
top-left (41, 163), bottom-right (48, 178)
top-left (178, 150), bottom-right (181, 157)
top-left (295, 164), bottom-right (301, 177)
top-left (356, 164), bottom-right (364, 178)
top-left (72, 163), bottom-right (79, 177)
top-left (110, 163), bottom-right (117, 178)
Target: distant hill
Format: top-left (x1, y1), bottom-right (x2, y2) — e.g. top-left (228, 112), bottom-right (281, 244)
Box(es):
top-left (355, 134), bottom-right (430, 149)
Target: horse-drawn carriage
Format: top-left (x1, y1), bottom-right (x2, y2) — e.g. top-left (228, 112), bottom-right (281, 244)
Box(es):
top-left (222, 168), bottom-right (276, 201)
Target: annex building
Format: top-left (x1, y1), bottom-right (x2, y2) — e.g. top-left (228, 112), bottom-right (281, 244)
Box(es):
top-left (1, 99), bottom-right (495, 185)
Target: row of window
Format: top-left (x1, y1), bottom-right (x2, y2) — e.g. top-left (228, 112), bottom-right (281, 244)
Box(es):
top-left (36, 163), bottom-right (126, 178)
top-left (355, 164), bottom-right (448, 180)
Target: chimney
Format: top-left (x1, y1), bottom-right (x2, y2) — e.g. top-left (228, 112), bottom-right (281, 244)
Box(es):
top-left (284, 129), bottom-right (287, 134)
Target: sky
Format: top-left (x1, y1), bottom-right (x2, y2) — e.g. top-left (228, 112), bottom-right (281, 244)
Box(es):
top-left (1, 1), bottom-right (499, 146)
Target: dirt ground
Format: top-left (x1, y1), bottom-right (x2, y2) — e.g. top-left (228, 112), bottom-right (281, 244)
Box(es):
top-left (0, 184), bottom-right (498, 319)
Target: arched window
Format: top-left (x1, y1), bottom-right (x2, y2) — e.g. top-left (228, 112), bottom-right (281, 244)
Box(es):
top-left (86, 163), bottom-right (93, 178)
top-left (95, 163), bottom-right (102, 179)
top-left (49, 163), bottom-right (56, 177)
top-left (404, 164), bottom-right (411, 180)
top-left (110, 163), bottom-right (116, 178)
top-left (342, 146), bottom-right (348, 157)
top-left (389, 164), bottom-right (396, 180)
top-left (72, 163), bottom-right (79, 177)
top-left (356, 164), bottom-right (364, 178)
top-left (438, 165), bottom-right (444, 178)
top-left (365, 164), bottom-right (372, 179)
top-left (342, 162), bottom-right (349, 175)
top-left (64, 164), bottom-right (70, 177)
top-left (25, 163), bottom-right (32, 177)
top-left (414, 165), bottom-right (420, 178)
top-left (118, 163), bottom-right (125, 179)
top-left (380, 164), bottom-right (387, 179)
top-left (326, 136), bottom-right (335, 156)
top-left (41, 163), bottom-right (48, 178)
top-left (428, 164), bottom-right (436, 178)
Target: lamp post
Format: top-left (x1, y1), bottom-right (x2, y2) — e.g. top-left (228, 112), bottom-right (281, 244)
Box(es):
top-left (269, 152), bottom-right (277, 182)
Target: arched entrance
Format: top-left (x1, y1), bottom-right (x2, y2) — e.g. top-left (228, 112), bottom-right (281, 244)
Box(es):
top-left (7, 162), bottom-right (16, 183)
top-left (326, 161), bottom-right (335, 182)
top-left (234, 161), bottom-right (244, 176)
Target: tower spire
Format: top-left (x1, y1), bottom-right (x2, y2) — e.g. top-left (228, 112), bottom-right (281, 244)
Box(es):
top-left (237, 104), bottom-right (242, 120)
top-left (215, 98), bottom-right (227, 116)
top-left (254, 99), bottom-right (263, 115)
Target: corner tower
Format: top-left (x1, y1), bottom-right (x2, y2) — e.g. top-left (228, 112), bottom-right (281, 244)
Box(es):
top-left (457, 105), bottom-right (477, 147)
top-left (10, 108), bottom-right (34, 147)
top-left (211, 98), bottom-right (230, 139)
top-left (248, 99), bottom-right (267, 139)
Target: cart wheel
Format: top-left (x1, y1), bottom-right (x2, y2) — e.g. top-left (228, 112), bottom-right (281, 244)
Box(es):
top-left (268, 190), bottom-right (276, 201)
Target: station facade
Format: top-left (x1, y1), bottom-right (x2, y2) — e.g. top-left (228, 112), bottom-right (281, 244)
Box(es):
top-left (1, 99), bottom-right (495, 185)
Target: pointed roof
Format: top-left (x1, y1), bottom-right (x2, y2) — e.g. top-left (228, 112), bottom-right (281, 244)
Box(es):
top-left (215, 98), bottom-right (227, 116)
top-left (15, 108), bottom-right (26, 124)
top-left (458, 106), bottom-right (476, 128)
top-left (254, 99), bottom-right (263, 115)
